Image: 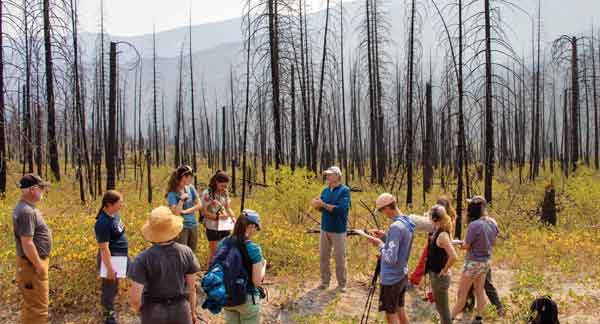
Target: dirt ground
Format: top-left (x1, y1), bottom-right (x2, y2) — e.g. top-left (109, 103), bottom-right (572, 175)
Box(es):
top-left (1, 267), bottom-right (598, 323)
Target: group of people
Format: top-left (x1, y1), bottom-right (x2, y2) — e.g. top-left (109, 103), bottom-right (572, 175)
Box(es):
top-left (311, 166), bottom-right (501, 324)
top-left (11, 167), bottom-right (266, 324)
top-left (12, 164), bottom-right (500, 324)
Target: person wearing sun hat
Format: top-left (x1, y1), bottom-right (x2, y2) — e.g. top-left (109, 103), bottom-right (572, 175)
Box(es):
top-left (310, 166), bottom-right (351, 292)
top-left (128, 206), bottom-right (201, 324)
top-left (12, 174), bottom-right (51, 324)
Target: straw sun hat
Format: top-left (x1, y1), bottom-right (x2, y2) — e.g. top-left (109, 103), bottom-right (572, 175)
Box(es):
top-left (142, 206), bottom-right (183, 243)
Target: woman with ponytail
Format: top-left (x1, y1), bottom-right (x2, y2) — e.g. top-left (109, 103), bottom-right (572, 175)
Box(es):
top-left (166, 165), bottom-right (202, 252)
top-left (94, 190), bottom-right (127, 324)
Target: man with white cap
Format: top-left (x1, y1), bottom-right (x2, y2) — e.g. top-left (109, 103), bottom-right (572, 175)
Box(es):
top-left (310, 166), bottom-right (351, 292)
top-left (361, 193), bottom-right (416, 324)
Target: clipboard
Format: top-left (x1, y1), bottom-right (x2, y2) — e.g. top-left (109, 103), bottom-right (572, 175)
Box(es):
top-left (100, 256), bottom-right (128, 278)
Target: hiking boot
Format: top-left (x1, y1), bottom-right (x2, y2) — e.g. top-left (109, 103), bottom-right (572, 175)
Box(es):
top-left (336, 285), bottom-right (347, 293)
top-left (103, 310), bottom-right (118, 324)
top-left (471, 316), bottom-right (483, 324)
top-left (318, 283), bottom-right (329, 290)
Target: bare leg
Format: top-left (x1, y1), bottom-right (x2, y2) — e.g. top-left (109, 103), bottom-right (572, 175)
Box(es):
top-left (207, 240), bottom-right (219, 267)
top-left (451, 272), bottom-right (475, 319)
top-left (473, 272), bottom-right (488, 318)
top-left (397, 306), bottom-right (409, 324)
top-left (385, 312), bottom-right (400, 324)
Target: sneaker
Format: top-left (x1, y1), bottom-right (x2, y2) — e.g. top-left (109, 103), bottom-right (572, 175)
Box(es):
top-left (336, 285), bottom-right (347, 293)
top-left (318, 283), bottom-right (329, 290)
top-left (103, 310), bottom-right (118, 324)
top-left (471, 316), bottom-right (483, 324)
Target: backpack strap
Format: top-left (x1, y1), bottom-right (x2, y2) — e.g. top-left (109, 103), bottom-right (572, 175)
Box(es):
top-left (235, 238), bottom-right (258, 304)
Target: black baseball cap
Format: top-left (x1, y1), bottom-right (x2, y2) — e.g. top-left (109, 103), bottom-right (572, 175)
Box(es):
top-left (19, 174), bottom-right (50, 189)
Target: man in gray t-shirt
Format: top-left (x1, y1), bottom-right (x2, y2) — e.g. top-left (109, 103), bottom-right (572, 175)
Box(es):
top-left (12, 174), bottom-right (51, 324)
top-left (13, 201), bottom-right (52, 258)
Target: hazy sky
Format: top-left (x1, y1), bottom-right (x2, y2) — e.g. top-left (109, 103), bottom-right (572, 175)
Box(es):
top-left (79, 0), bottom-right (330, 36)
top-left (78, 0), bottom-right (600, 38)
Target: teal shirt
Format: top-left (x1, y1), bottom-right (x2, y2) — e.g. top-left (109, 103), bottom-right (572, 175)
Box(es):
top-left (167, 185), bottom-right (199, 229)
top-left (217, 238), bottom-right (263, 295)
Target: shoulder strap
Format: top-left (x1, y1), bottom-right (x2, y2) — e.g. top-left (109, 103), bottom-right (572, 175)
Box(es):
top-left (235, 239), bottom-right (254, 284)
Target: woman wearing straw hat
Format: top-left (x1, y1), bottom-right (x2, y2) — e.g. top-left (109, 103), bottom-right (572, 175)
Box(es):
top-left (128, 206), bottom-right (202, 324)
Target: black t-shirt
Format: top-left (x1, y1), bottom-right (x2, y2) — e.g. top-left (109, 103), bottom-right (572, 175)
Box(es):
top-left (95, 211), bottom-right (128, 256)
top-left (127, 242), bottom-right (201, 301)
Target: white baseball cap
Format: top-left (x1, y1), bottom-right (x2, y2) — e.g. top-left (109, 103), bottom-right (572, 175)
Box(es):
top-left (323, 166), bottom-right (342, 177)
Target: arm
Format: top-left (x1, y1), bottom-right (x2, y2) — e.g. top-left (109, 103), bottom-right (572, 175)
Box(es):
top-left (323, 188), bottom-right (350, 214)
top-left (20, 236), bottom-right (46, 276)
top-left (129, 282), bottom-right (143, 313)
top-left (168, 193), bottom-right (186, 216)
top-left (379, 227), bottom-right (401, 265)
top-left (181, 198), bottom-right (202, 215)
top-left (186, 274), bottom-right (198, 322)
top-left (98, 242), bottom-right (116, 280)
top-left (252, 259), bottom-right (267, 286)
top-left (437, 232), bottom-right (458, 275)
top-left (408, 214), bottom-right (434, 233)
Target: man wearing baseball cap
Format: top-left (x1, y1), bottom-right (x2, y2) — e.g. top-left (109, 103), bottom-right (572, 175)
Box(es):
top-left (360, 193), bottom-right (416, 324)
top-left (310, 166), bottom-right (351, 292)
top-left (12, 174), bottom-right (52, 324)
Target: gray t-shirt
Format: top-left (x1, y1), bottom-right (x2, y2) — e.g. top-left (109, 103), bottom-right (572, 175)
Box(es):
top-left (128, 242), bottom-right (201, 301)
top-left (12, 200), bottom-right (52, 258)
top-left (465, 217), bottom-right (499, 262)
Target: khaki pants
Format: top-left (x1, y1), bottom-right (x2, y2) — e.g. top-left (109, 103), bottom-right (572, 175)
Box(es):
top-left (16, 257), bottom-right (49, 324)
top-left (319, 231), bottom-right (347, 287)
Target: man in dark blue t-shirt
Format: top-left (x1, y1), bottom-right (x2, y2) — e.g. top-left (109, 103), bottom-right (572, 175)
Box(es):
top-left (310, 166), bottom-right (351, 292)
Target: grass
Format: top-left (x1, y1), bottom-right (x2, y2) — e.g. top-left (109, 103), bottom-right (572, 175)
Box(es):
top-left (0, 160), bottom-right (599, 322)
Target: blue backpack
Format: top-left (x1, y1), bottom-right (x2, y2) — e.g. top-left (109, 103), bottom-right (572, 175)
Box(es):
top-left (201, 237), bottom-right (254, 314)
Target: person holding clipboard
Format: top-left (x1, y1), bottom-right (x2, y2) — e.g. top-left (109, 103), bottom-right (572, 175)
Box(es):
top-left (94, 190), bottom-right (128, 324)
top-left (201, 170), bottom-right (236, 266)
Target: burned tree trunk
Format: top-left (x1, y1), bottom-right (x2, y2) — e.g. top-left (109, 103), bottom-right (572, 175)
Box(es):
top-left (0, 0), bottom-right (5, 194)
top-left (570, 37), bottom-right (579, 171)
top-left (540, 183), bottom-right (557, 226)
top-left (423, 82), bottom-right (433, 192)
top-left (43, 0), bottom-right (60, 181)
top-left (106, 42), bottom-right (117, 191)
top-left (268, 0), bottom-right (282, 169)
top-left (484, 0), bottom-right (495, 203)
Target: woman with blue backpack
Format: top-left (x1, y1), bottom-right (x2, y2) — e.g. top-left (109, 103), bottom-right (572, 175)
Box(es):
top-left (201, 210), bottom-right (266, 324)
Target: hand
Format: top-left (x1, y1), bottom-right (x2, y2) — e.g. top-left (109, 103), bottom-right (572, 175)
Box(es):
top-left (34, 263), bottom-right (47, 278)
top-left (310, 198), bottom-right (323, 209)
top-left (219, 213), bottom-right (230, 220)
top-left (371, 229), bottom-right (385, 238)
top-left (106, 268), bottom-right (117, 281)
top-left (440, 269), bottom-right (451, 277)
top-left (367, 237), bottom-right (383, 247)
top-left (180, 192), bottom-right (189, 202)
top-left (191, 311), bottom-right (198, 324)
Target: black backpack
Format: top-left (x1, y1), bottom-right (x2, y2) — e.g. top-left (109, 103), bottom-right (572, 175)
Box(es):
top-left (528, 296), bottom-right (560, 324)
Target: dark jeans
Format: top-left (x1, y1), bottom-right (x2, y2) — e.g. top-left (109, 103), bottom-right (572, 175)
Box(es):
top-left (101, 279), bottom-right (119, 311)
top-left (96, 252), bottom-right (129, 313)
top-left (140, 300), bottom-right (192, 324)
top-left (465, 269), bottom-right (503, 312)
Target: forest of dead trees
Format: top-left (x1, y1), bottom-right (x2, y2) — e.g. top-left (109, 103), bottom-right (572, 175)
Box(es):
top-left (0, 0), bottom-right (598, 238)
